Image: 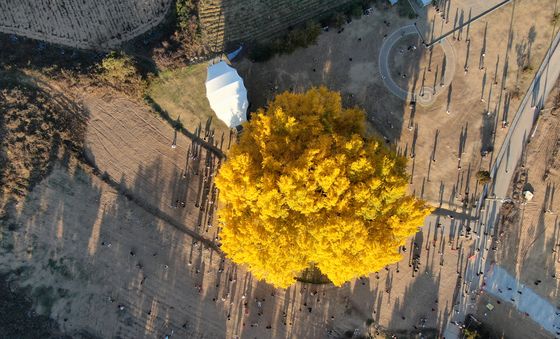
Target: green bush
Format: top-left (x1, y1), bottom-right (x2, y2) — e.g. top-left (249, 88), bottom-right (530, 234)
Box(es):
top-left (100, 51), bottom-right (138, 83)
top-left (463, 328), bottom-right (481, 339)
top-left (176, 0), bottom-right (199, 32)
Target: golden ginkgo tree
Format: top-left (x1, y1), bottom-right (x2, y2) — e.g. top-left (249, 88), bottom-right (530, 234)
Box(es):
top-left (214, 87), bottom-right (432, 288)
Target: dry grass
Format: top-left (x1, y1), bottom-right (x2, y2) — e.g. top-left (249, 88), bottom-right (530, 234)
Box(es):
top-left (146, 63), bottom-right (229, 135)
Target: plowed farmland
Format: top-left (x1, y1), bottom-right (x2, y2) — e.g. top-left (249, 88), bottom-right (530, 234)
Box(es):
top-left (0, 0), bottom-right (172, 49)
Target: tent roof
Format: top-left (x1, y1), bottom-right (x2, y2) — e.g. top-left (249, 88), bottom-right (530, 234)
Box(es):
top-left (206, 61), bottom-right (248, 128)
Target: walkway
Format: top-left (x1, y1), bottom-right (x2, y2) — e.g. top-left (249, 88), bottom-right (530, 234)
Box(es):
top-left (443, 26), bottom-right (560, 339)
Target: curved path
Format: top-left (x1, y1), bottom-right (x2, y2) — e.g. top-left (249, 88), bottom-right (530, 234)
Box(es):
top-left (378, 25), bottom-right (456, 106)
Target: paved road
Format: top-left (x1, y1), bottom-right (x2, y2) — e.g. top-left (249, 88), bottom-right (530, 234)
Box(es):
top-left (443, 28), bottom-right (560, 339)
top-left (378, 25), bottom-right (456, 106)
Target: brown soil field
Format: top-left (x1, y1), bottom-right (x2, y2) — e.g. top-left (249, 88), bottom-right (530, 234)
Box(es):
top-left (0, 0), bottom-right (172, 49)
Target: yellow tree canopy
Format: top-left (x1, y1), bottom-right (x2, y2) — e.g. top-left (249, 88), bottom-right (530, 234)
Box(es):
top-left (215, 87), bottom-right (432, 288)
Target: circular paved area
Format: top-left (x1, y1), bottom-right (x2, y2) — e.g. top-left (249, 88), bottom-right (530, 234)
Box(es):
top-left (379, 25), bottom-right (456, 106)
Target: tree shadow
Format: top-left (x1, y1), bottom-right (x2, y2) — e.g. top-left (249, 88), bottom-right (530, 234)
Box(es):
top-left (0, 74), bottom-right (103, 336)
top-left (387, 270), bottom-right (440, 338)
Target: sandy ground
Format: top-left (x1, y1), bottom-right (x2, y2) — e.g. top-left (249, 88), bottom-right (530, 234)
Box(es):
top-left (0, 0), bottom-right (171, 49)
top-left (0, 165), bottom-right (227, 338)
top-left (0, 167), bottom-right (468, 339)
top-left (489, 79), bottom-right (560, 325)
top-left (81, 89), bottom-right (226, 242)
top-left (439, 80), bottom-right (560, 339)
top-left (0, 80), bottom-right (474, 338)
top-left (416, 0), bottom-right (510, 43)
top-left (236, 0), bottom-right (558, 211)
top-left (388, 34), bottom-right (445, 90)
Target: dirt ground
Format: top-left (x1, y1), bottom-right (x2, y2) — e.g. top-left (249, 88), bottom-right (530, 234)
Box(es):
top-left (0, 1), bottom-right (559, 338)
top-left (236, 0), bottom-right (558, 211)
top-left (0, 73), bottom-right (471, 338)
top-left (0, 165), bottom-right (467, 339)
top-left (493, 80), bottom-right (560, 312)
top-left (416, 0), bottom-right (510, 43)
top-left (472, 294), bottom-right (553, 339)
top-left (388, 34), bottom-right (445, 90)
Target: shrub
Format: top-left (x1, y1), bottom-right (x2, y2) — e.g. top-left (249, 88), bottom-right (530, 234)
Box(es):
top-left (176, 0), bottom-right (199, 32)
top-left (510, 86), bottom-right (522, 99)
top-left (463, 328), bottom-right (481, 339)
top-left (522, 64), bottom-right (534, 73)
top-left (552, 11), bottom-right (560, 26)
top-left (476, 170), bottom-right (491, 184)
top-left (100, 52), bottom-right (138, 83)
top-left (99, 51), bottom-right (145, 96)
top-left (152, 0), bottom-right (208, 69)
top-left (333, 13), bottom-right (347, 29)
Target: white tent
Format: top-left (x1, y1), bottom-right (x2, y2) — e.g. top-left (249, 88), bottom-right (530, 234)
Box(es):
top-left (205, 61), bottom-right (248, 128)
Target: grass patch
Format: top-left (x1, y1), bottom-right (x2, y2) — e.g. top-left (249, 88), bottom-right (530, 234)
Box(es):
top-left (1, 241), bottom-right (14, 252)
top-left (0, 272), bottom-right (65, 337)
top-left (146, 63), bottom-right (228, 134)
